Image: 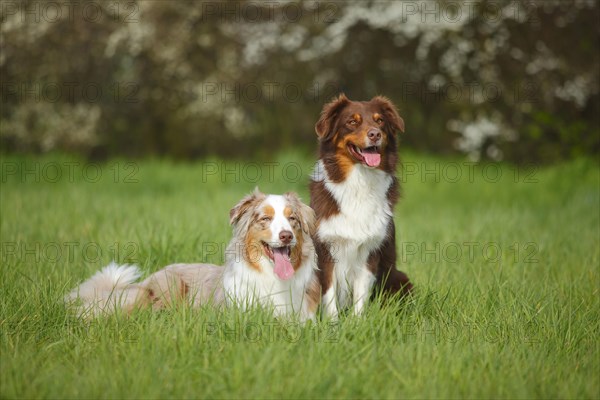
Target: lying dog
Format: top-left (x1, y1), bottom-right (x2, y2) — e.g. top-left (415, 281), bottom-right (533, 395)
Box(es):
top-left (309, 94), bottom-right (413, 317)
top-left (67, 190), bottom-right (320, 321)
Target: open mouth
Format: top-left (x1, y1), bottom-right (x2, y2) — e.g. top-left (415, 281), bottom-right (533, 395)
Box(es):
top-left (261, 242), bottom-right (294, 280)
top-left (262, 242), bottom-right (291, 261)
top-left (347, 144), bottom-right (381, 167)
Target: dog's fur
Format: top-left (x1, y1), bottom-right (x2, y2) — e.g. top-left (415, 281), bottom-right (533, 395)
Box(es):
top-left (309, 94), bottom-right (413, 317)
top-left (67, 190), bottom-right (320, 321)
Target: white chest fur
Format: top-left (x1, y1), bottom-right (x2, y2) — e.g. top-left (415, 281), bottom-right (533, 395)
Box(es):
top-left (314, 161), bottom-right (393, 249)
top-left (222, 255), bottom-right (315, 319)
top-left (313, 161), bottom-right (394, 312)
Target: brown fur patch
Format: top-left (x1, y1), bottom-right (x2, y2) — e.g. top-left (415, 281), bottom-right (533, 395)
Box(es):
top-left (309, 180), bottom-right (340, 221)
top-left (322, 155), bottom-right (351, 183)
top-left (283, 206), bottom-right (292, 218)
top-left (371, 96), bottom-right (405, 133)
top-left (290, 230), bottom-right (304, 271)
top-left (387, 177), bottom-right (400, 209)
top-left (282, 195), bottom-right (313, 271)
top-left (230, 189), bottom-right (266, 225)
top-left (305, 275), bottom-right (322, 313)
top-left (141, 270), bottom-right (191, 310)
top-left (334, 140), bottom-right (360, 181)
top-left (315, 93), bottom-right (350, 139)
top-left (244, 230), bottom-right (265, 273)
top-left (314, 238), bottom-right (335, 292)
top-left (263, 205), bottom-right (275, 218)
top-left (366, 249), bottom-right (380, 275)
top-left (372, 222), bottom-right (413, 298)
top-left (284, 205), bottom-right (306, 271)
top-left (243, 203), bottom-right (277, 272)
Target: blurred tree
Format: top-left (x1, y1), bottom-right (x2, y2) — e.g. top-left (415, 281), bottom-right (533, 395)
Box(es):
top-left (1, 0), bottom-right (598, 163)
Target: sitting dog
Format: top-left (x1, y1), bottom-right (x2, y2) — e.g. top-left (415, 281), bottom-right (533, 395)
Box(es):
top-left (309, 94), bottom-right (413, 318)
top-left (67, 190), bottom-right (320, 321)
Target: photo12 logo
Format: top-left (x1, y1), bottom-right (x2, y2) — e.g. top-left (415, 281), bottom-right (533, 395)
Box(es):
top-left (398, 81), bottom-right (541, 105)
top-left (10, 321), bottom-right (141, 346)
top-left (1, 81), bottom-right (139, 104)
top-left (1, 241), bottom-right (139, 264)
top-left (1, 161), bottom-right (140, 184)
top-left (194, 81), bottom-right (341, 104)
top-left (398, 319), bottom-right (544, 344)
top-left (201, 321), bottom-right (339, 343)
top-left (200, 162), bottom-right (304, 184)
top-left (1, 1), bottom-right (139, 24)
top-left (198, 2), bottom-right (340, 23)
top-left (401, 162), bottom-right (539, 184)
top-left (400, 241), bottom-right (539, 264)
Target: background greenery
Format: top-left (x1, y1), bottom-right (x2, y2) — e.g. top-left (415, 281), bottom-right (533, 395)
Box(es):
top-left (1, 0), bottom-right (599, 162)
top-left (1, 153), bottom-right (598, 398)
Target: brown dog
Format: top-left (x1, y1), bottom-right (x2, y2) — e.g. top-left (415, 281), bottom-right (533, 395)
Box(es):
top-left (309, 94), bottom-right (413, 317)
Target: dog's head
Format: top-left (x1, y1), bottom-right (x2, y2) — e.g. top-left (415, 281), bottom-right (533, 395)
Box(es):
top-left (315, 94), bottom-right (404, 172)
top-left (229, 188), bottom-right (315, 280)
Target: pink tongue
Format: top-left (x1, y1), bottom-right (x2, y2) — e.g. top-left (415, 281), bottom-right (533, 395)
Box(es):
top-left (273, 247), bottom-right (294, 280)
top-left (363, 152), bottom-right (381, 167)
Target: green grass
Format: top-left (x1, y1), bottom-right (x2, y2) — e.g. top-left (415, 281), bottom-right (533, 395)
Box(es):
top-left (1, 151), bottom-right (598, 399)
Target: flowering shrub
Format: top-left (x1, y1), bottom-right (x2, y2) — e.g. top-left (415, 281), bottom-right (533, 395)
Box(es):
top-left (1, 1), bottom-right (597, 162)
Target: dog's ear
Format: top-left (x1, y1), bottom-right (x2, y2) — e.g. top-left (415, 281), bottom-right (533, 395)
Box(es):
top-left (315, 93), bottom-right (350, 140)
top-left (299, 203), bottom-right (316, 236)
top-left (229, 187), bottom-right (264, 226)
top-left (371, 95), bottom-right (404, 134)
top-left (284, 192), bottom-right (316, 236)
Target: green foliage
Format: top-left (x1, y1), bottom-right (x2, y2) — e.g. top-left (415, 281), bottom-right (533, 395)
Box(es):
top-left (1, 152), bottom-right (599, 398)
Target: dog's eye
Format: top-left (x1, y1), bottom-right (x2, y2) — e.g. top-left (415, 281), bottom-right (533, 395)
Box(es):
top-left (348, 120), bottom-right (358, 126)
top-left (376, 118), bottom-right (384, 124)
top-left (261, 216), bottom-right (272, 223)
top-left (288, 216), bottom-right (297, 222)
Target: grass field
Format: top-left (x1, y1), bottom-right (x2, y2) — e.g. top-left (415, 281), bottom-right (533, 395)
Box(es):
top-left (1, 151), bottom-right (598, 399)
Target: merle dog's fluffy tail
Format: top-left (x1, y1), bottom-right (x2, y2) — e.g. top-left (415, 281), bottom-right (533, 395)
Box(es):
top-left (66, 262), bottom-right (144, 318)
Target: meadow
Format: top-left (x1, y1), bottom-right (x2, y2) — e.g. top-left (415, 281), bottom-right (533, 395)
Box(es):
top-left (1, 151), bottom-right (598, 399)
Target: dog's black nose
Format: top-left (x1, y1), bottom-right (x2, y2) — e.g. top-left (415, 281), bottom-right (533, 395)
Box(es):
top-left (279, 230), bottom-right (293, 244)
top-left (367, 128), bottom-right (382, 143)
